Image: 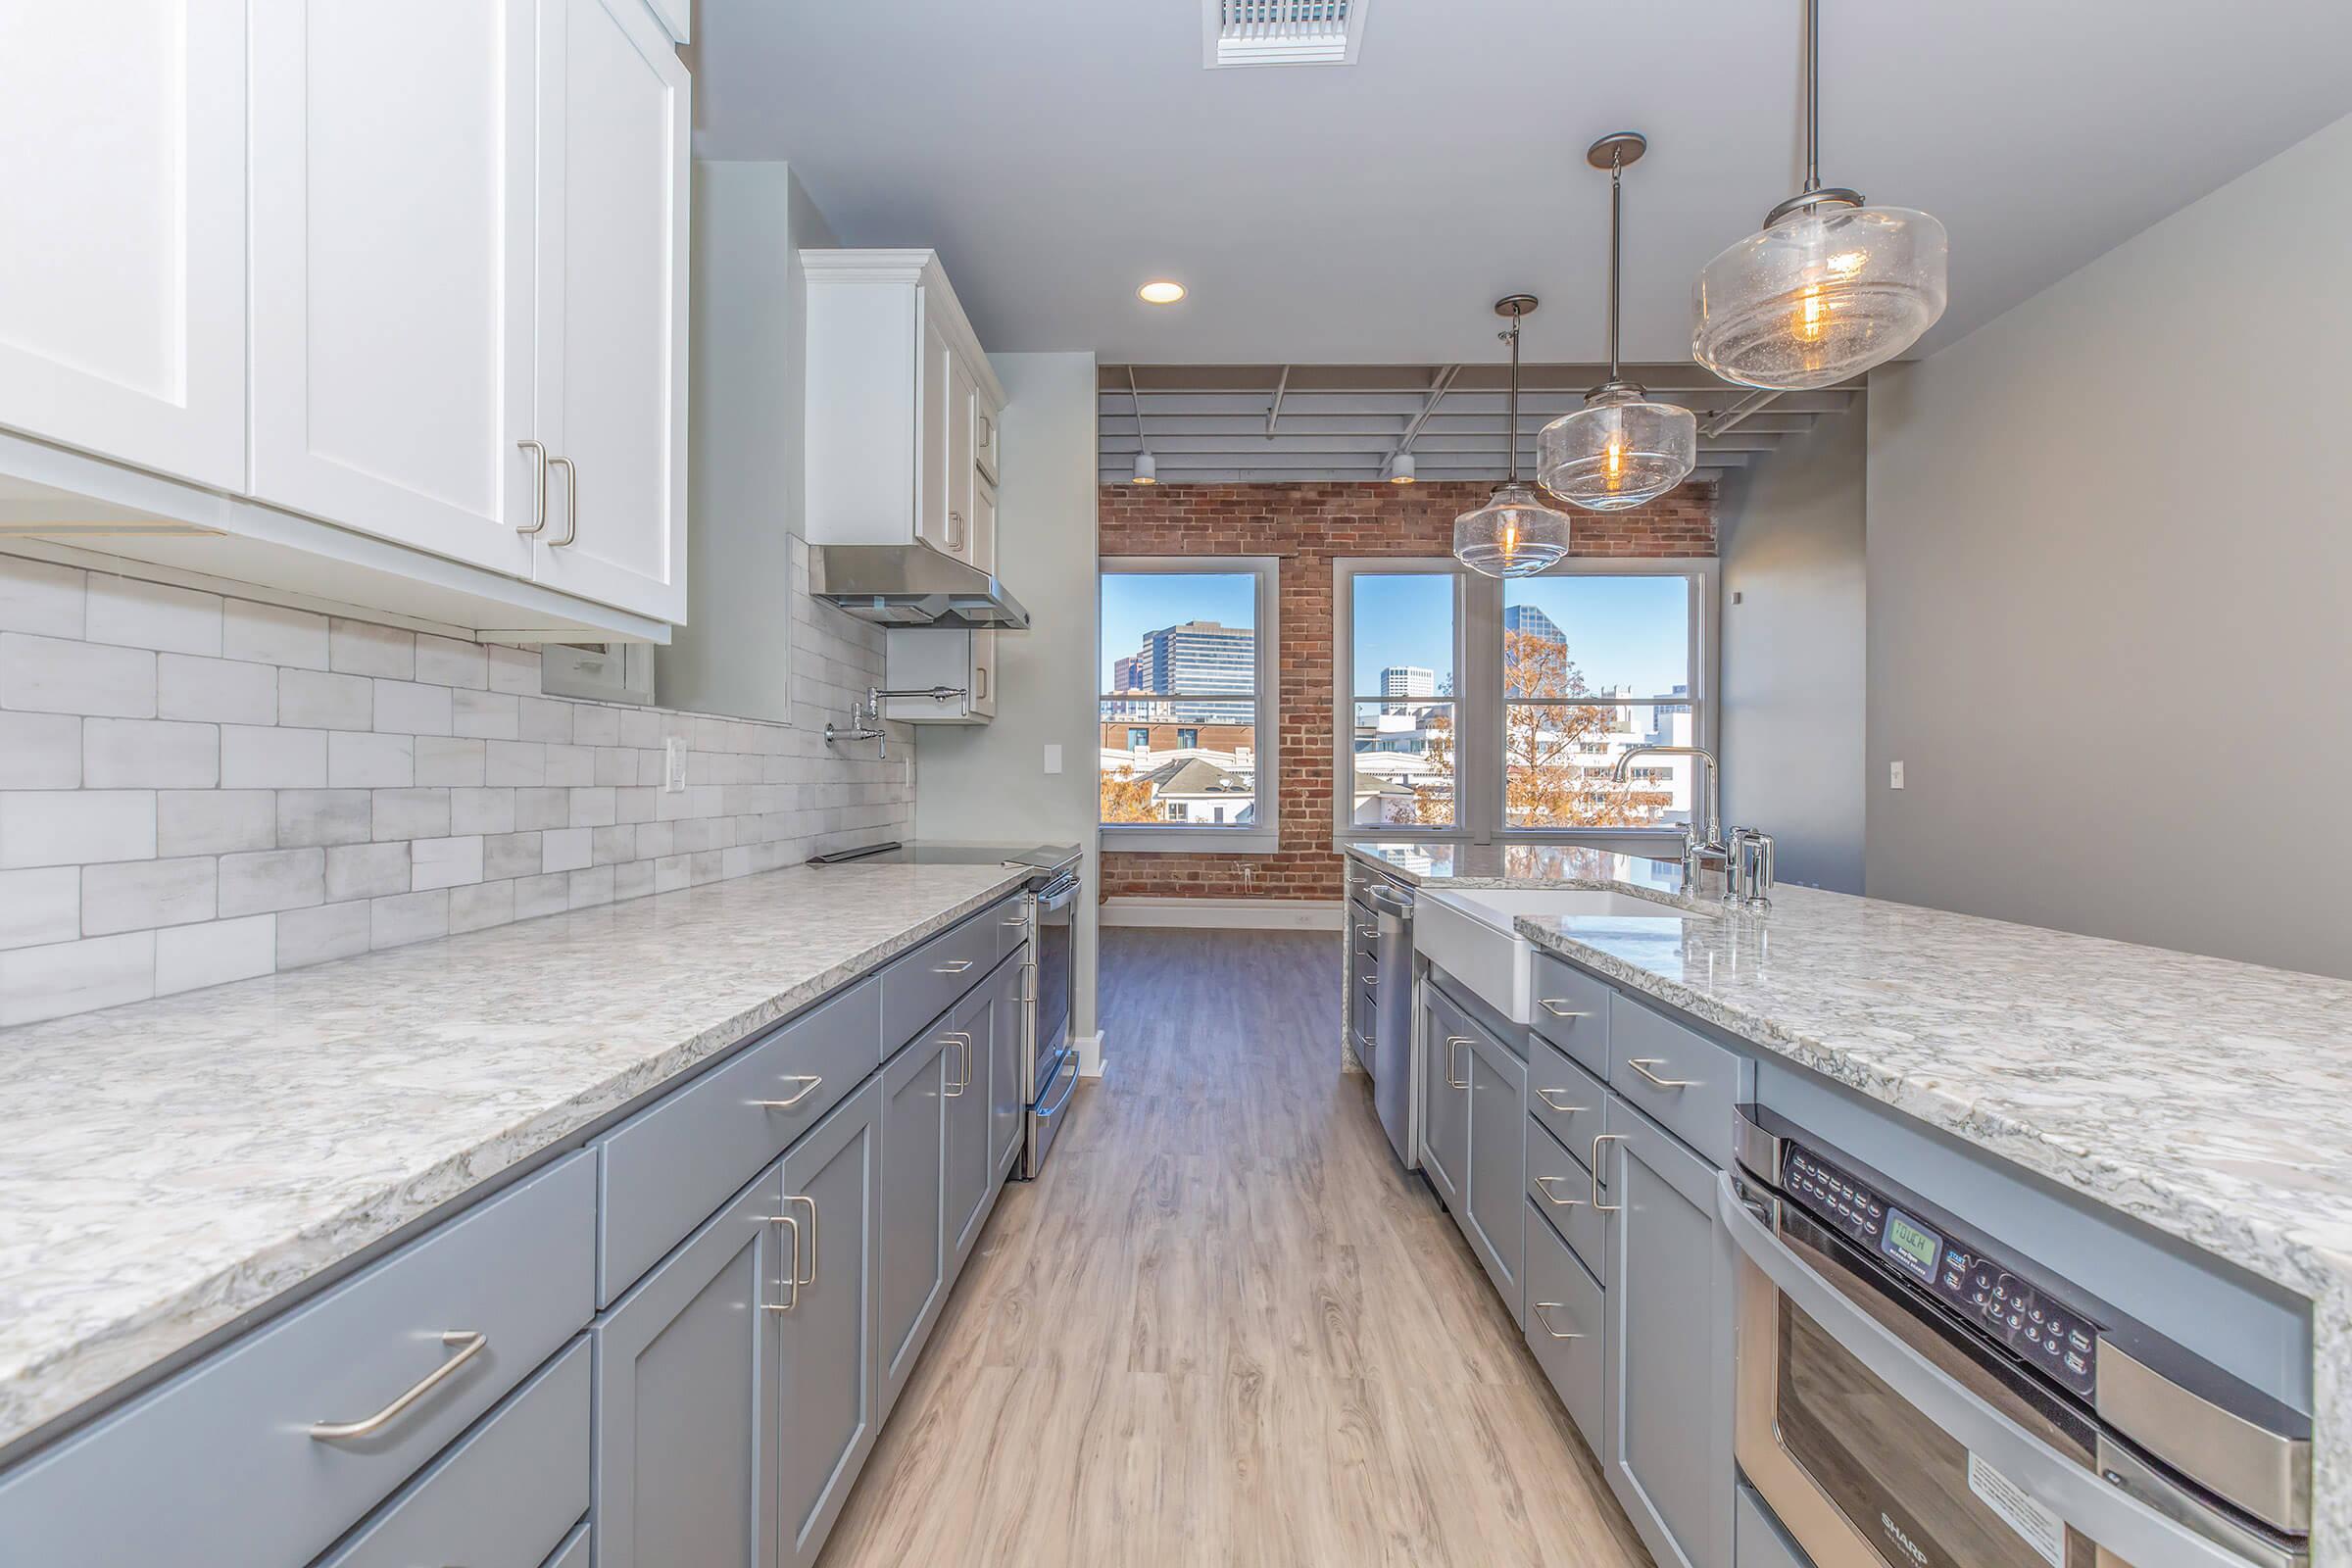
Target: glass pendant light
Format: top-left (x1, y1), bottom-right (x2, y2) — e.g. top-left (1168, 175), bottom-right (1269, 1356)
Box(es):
top-left (1692, 0), bottom-right (1947, 390)
top-left (1453, 298), bottom-right (1575, 578)
top-left (1539, 133), bottom-right (1697, 511)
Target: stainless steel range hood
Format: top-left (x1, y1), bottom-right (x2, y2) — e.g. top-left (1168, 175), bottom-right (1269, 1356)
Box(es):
top-left (809, 545), bottom-right (1031, 629)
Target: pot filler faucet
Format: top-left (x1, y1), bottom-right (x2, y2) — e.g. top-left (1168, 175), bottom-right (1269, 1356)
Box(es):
top-left (822, 685), bottom-right (968, 759)
top-left (1611, 744), bottom-right (1773, 905)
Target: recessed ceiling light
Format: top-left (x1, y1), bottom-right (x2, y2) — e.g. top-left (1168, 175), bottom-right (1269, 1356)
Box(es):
top-left (1138, 280), bottom-right (1187, 305)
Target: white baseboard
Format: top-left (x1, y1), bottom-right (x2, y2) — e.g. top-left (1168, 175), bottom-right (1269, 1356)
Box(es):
top-left (1073, 1031), bottom-right (1105, 1077)
top-left (1098, 896), bottom-right (1343, 932)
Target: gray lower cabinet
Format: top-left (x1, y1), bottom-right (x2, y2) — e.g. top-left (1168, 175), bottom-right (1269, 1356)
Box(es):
top-left (1461, 1023), bottom-right (1528, 1318)
top-left (1421, 990), bottom-right (1469, 1209)
top-left (777, 1078), bottom-right (884, 1568)
top-left (879, 1016), bottom-right (956, 1411)
top-left (542, 1521), bottom-right (592, 1568)
top-left (593, 1160), bottom-right (787, 1568)
top-left (989, 941), bottom-right (1027, 1179)
top-left (944, 976), bottom-right (998, 1271)
top-left (1521, 1199), bottom-right (1606, 1454)
top-left (1600, 1101), bottom-right (1737, 1568)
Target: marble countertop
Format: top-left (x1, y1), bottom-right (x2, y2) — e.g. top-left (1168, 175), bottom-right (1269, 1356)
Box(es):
top-left (1340, 837), bottom-right (1683, 892)
top-left (0, 858), bottom-right (1035, 1454)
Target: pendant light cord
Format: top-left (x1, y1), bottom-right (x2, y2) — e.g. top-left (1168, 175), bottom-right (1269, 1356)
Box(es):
top-left (1606, 150), bottom-right (1624, 383)
top-left (1503, 311), bottom-right (1522, 483)
top-left (1803, 0), bottom-right (1821, 195)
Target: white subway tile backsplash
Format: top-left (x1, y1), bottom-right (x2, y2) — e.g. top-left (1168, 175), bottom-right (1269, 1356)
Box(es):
top-left (567, 864), bottom-right (615, 909)
top-left (160, 790), bottom-right (275, 857)
top-left (514, 871), bottom-right (569, 920)
top-left (486, 644), bottom-right (540, 695)
top-left (514, 787), bottom-right (567, 830)
top-left (0, 867), bottom-right (79, 952)
top-left (158, 654), bottom-right (277, 725)
top-left (369, 889), bottom-right (447, 950)
top-left (452, 689), bottom-right (519, 740)
top-left (1, 632), bottom-right (156, 717)
top-left (155, 914), bottom-right (276, 996)
top-left (0, 711), bottom-right (81, 789)
top-left (568, 787), bottom-right (617, 828)
top-left (327, 731), bottom-right (414, 789)
top-left (82, 857), bottom-right (217, 934)
top-left (414, 634), bottom-right (489, 690)
top-left (0, 932), bottom-right (154, 1025)
top-left (222, 600), bottom-right (328, 670)
top-left (222, 725), bottom-right (327, 789)
top-left (371, 788), bottom-right (450, 843)
top-left (325, 841), bottom-right (411, 902)
top-left (415, 736), bottom-right (486, 788)
top-left (449, 787), bottom-right (515, 836)
top-left (0, 791), bottom-right (157, 869)
top-left (219, 848), bottom-right (326, 917)
top-left (371, 678), bottom-right (453, 736)
top-left (276, 901), bottom-right (369, 970)
top-left (411, 834), bottom-right (484, 892)
top-left (449, 878), bottom-right (514, 934)
top-left (570, 704), bottom-right (621, 746)
top-left (84, 718), bottom-right (219, 789)
top-left (0, 557), bottom-right (85, 638)
top-left (329, 618), bottom-right (415, 679)
top-left (86, 576), bottom-right (221, 657)
top-left (516, 696), bottom-right (572, 743)
top-left (276, 789), bottom-right (373, 849)
top-left (278, 668), bottom-right (372, 731)
top-left (542, 826), bottom-right (592, 874)
top-left (483, 740), bottom-right (546, 787)
top-left (542, 745), bottom-right (593, 787)
top-left (483, 831), bottom-right (543, 880)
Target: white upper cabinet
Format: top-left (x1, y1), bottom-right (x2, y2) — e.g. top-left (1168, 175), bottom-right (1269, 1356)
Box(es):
top-left (0, 1), bottom-right (248, 489)
top-left (803, 252), bottom-right (1004, 567)
top-left (248, 0), bottom-right (538, 580)
top-left (529, 0), bottom-right (690, 624)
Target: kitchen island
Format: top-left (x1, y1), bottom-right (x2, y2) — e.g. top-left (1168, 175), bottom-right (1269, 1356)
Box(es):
top-left (1342, 836), bottom-right (2352, 1562)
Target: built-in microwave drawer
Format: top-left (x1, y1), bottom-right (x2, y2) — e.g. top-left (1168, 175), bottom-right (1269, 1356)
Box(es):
top-left (1609, 992), bottom-right (1749, 1161)
top-left (1530, 952), bottom-right (1612, 1076)
top-left (1525, 1114), bottom-right (1607, 1280)
top-left (598, 975), bottom-right (880, 1303)
top-left (0, 1152), bottom-right (596, 1568)
top-left (882, 906), bottom-right (1001, 1048)
top-left (1523, 1195), bottom-right (1605, 1454)
top-left (1526, 1037), bottom-right (1606, 1178)
top-left (318, 1337), bottom-right (590, 1568)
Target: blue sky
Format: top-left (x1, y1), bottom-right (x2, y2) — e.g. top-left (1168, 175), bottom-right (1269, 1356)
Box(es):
top-left (1102, 568), bottom-right (1690, 698)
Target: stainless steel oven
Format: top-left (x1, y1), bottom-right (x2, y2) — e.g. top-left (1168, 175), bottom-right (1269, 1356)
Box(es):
top-left (1729, 1107), bottom-right (2309, 1568)
top-left (1018, 864), bottom-right (1080, 1178)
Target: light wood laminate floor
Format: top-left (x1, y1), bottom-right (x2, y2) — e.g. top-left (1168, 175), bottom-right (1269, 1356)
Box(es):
top-left (816, 927), bottom-right (1652, 1568)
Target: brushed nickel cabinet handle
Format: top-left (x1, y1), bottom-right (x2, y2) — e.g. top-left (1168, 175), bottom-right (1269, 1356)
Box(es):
top-left (514, 440), bottom-right (548, 535)
top-left (1445, 1035), bottom-right (1472, 1090)
top-left (975, 666), bottom-right (990, 701)
top-left (1355, 923), bottom-right (1377, 940)
top-left (1533, 1089), bottom-right (1584, 1114)
top-left (782, 1194), bottom-right (817, 1287)
top-left (947, 510), bottom-right (965, 549)
top-left (309, 1331), bottom-right (487, 1439)
top-left (1592, 1134), bottom-right (1624, 1212)
top-left (1002, 914), bottom-right (1028, 927)
top-left (763, 1214), bottom-right (803, 1312)
top-left (942, 1030), bottom-right (972, 1095)
top-left (547, 455), bottom-right (578, 548)
top-left (935, 958), bottom-right (975, 974)
top-left (1537, 999), bottom-right (1592, 1019)
top-left (1533, 1175), bottom-right (1586, 1208)
top-left (751, 1074), bottom-right (822, 1110)
top-left (1360, 975), bottom-right (1377, 993)
top-left (1531, 1302), bottom-right (1586, 1341)
top-left (1626, 1057), bottom-right (1696, 1090)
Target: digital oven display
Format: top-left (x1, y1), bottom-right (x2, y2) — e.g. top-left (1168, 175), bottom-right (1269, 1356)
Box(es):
top-left (1880, 1208), bottom-right (1943, 1283)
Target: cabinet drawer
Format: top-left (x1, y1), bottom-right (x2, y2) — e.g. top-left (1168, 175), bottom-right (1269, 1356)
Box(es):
top-left (1530, 952), bottom-right (1612, 1075)
top-left (883, 908), bottom-right (1000, 1049)
top-left (1608, 992), bottom-right (1749, 1161)
top-left (1523, 1196), bottom-right (1605, 1455)
top-left (1526, 1038), bottom-right (1606, 1178)
top-left (599, 976), bottom-right (881, 1303)
top-left (319, 1337), bottom-right (590, 1568)
top-left (0, 1152), bottom-right (595, 1568)
top-left (1348, 898), bottom-right (1378, 961)
top-left (992, 893), bottom-right (1030, 967)
top-left (1525, 1115), bottom-right (1607, 1281)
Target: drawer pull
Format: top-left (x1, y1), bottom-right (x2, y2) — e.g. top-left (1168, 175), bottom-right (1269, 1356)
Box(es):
top-left (751, 1074), bottom-right (823, 1110)
top-left (935, 958), bottom-right (975, 974)
top-left (942, 1030), bottom-right (972, 1096)
top-left (1533, 1089), bottom-right (1585, 1114)
top-left (1003, 914), bottom-right (1029, 927)
top-left (1356, 923), bottom-right (1377, 940)
top-left (1445, 1035), bottom-right (1472, 1090)
top-left (1533, 1175), bottom-right (1586, 1208)
top-left (309, 1330), bottom-right (487, 1440)
top-left (1531, 1302), bottom-right (1586, 1341)
top-left (1626, 1057), bottom-right (1696, 1090)
top-left (763, 1213), bottom-right (804, 1313)
top-left (1592, 1135), bottom-right (1624, 1212)
top-left (1537, 999), bottom-right (1592, 1019)
top-left (781, 1194), bottom-right (817, 1287)
top-left (1360, 975), bottom-right (1378, 993)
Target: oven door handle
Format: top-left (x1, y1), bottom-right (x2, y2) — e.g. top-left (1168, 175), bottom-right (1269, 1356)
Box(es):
top-left (1718, 1174), bottom-right (2265, 1568)
top-left (1034, 1049), bottom-right (1082, 1118)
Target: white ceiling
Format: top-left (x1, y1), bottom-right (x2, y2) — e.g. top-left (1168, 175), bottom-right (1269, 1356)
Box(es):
top-left (691, 0), bottom-right (2352, 368)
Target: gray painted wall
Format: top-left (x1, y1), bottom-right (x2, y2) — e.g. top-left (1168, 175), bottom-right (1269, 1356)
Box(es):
top-left (1717, 404), bottom-right (1868, 894)
top-left (1866, 111), bottom-right (2352, 979)
top-left (914, 353), bottom-right (1103, 1038)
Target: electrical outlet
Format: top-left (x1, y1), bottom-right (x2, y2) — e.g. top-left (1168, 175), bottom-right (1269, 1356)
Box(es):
top-left (663, 737), bottom-right (688, 793)
top-left (1889, 760), bottom-right (1906, 790)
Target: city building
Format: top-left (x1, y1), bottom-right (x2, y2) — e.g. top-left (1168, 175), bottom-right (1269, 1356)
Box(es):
top-left (1379, 664), bottom-right (1435, 714)
top-left (1126, 619), bottom-right (1254, 722)
top-left (1502, 604), bottom-right (1563, 643)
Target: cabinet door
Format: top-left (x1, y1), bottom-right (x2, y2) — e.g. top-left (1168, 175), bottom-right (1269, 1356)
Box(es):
top-left (943, 349), bottom-right (976, 562)
top-left (990, 943), bottom-right (1027, 1179)
top-left (248, 0), bottom-right (537, 577)
top-left (593, 1163), bottom-right (784, 1568)
top-left (0, 1), bottom-right (245, 487)
top-left (1421, 1001), bottom-right (1468, 1210)
top-left (1462, 1025), bottom-right (1527, 1317)
top-left (776, 1080), bottom-right (882, 1568)
top-left (1602, 1106), bottom-right (1736, 1568)
top-left (914, 314), bottom-right (954, 558)
top-left (973, 398), bottom-right (1000, 484)
top-left (878, 1022), bottom-right (954, 1411)
top-left (945, 983), bottom-right (998, 1269)
top-left (970, 476), bottom-right (998, 574)
top-left (532, 0), bottom-right (688, 621)
top-left (968, 628), bottom-right (999, 719)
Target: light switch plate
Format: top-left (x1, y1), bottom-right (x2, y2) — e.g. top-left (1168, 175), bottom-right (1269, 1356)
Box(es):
top-left (1044, 744), bottom-right (1063, 774)
top-left (1889, 760), bottom-right (1905, 790)
top-left (663, 737), bottom-right (688, 793)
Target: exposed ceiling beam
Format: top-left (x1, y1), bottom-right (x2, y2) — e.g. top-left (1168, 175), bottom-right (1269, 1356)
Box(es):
top-left (1264, 365), bottom-right (1290, 439)
top-left (1701, 389), bottom-right (1783, 439)
top-left (1391, 365), bottom-right (1460, 462)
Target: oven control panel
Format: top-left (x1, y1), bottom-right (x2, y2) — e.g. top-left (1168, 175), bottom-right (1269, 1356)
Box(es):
top-left (1783, 1144), bottom-right (2099, 1401)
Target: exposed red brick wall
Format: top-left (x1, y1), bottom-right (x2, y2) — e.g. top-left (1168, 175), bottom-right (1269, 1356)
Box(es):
top-left (1098, 480), bottom-right (1716, 903)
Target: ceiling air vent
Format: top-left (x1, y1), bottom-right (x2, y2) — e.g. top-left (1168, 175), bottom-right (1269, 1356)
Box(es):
top-left (1203, 0), bottom-right (1368, 68)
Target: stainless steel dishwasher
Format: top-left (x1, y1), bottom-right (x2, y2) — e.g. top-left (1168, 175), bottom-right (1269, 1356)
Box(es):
top-left (1364, 882), bottom-right (1417, 1167)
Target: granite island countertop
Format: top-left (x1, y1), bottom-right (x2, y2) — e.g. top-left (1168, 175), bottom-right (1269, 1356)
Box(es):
top-left (0, 858), bottom-right (1036, 1456)
top-left (1347, 837), bottom-right (2352, 1554)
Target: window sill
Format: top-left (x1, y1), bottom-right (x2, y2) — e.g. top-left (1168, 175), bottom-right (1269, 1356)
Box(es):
top-left (1102, 826), bottom-right (1281, 856)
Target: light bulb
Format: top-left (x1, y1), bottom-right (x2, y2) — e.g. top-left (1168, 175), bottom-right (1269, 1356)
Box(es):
top-left (1604, 432), bottom-right (1626, 489)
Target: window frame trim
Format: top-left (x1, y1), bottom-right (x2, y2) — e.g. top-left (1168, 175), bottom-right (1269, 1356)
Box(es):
top-left (1099, 555), bottom-right (1283, 854)
top-left (1332, 556), bottom-right (1717, 847)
